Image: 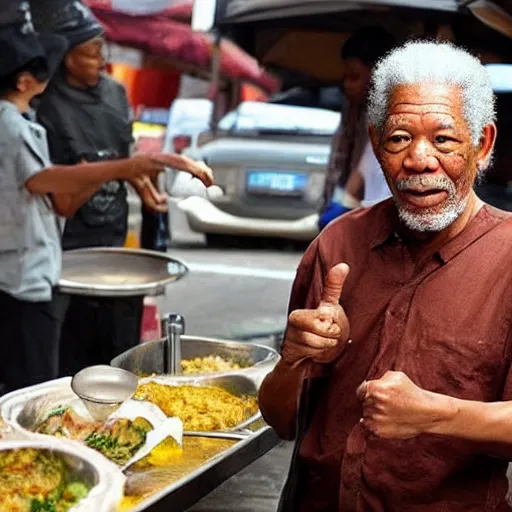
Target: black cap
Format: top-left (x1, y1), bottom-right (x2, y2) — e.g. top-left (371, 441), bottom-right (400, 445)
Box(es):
top-left (0, 2), bottom-right (68, 79)
top-left (30, 0), bottom-right (103, 50)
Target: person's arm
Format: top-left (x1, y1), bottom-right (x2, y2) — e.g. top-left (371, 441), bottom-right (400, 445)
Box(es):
top-left (50, 183), bottom-right (101, 218)
top-left (357, 370), bottom-right (512, 458)
top-left (259, 241), bottom-right (351, 440)
top-left (432, 397), bottom-right (512, 449)
top-left (130, 175), bottom-right (168, 213)
top-left (26, 159), bottom-right (143, 195)
top-left (259, 360), bottom-right (317, 441)
top-left (26, 153), bottom-right (212, 195)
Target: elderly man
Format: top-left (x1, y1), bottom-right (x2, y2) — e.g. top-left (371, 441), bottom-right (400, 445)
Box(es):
top-left (260, 41), bottom-right (512, 511)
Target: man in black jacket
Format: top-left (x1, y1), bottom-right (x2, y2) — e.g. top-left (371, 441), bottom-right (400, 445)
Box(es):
top-left (32, 0), bottom-right (173, 376)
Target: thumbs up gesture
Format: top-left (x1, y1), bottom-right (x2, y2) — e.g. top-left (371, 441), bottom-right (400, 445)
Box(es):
top-left (282, 263), bottom-right (351, 366)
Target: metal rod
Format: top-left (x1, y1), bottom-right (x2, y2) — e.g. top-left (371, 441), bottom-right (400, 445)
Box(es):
top-left (161, 313), bottom-right (185, 374)
top-left (209, 31), bottom-right (222, 134)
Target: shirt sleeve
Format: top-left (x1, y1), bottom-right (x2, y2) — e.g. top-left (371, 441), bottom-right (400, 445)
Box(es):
top-left (288, 238), bottom-right (325, 313)
top-left (15, 137), bottom-right (47, 188)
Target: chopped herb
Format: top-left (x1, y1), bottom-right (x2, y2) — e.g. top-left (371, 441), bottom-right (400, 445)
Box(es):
top-left (46, 407), bottom-right (68, 419)
top-left (30, 498), bottom-right (57, 512)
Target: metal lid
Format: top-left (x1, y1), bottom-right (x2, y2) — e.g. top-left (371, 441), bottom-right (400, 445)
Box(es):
top-left (58, 247), bottom-right (188, 297)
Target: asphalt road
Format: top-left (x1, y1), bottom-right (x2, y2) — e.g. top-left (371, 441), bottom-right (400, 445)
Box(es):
top-left (141, 200), bottom-right (302, 511)
top-left (152, 201), bottom-right (303, 342)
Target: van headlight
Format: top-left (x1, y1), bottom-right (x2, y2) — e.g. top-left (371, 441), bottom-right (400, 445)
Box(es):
top-left (211, 166), bottom-right (239, 197)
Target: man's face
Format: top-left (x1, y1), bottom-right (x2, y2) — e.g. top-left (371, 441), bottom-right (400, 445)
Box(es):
top-left (342, 57), bottom-right (372, 105)
top-left (372, 83), bottom-right (493, 233)
top-left (65, 36), bottom-right (106, 88)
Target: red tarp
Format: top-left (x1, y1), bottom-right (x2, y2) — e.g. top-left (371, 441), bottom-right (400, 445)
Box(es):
top-left (84, 2), bottom-right (278, 94)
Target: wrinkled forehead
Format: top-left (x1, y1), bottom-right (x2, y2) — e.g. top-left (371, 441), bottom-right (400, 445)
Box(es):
top-left (383, 83), bottom-right (468, 130)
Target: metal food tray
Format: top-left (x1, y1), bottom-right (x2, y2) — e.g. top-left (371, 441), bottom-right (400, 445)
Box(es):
top-left (125, 428), bottom-right (279, 512)
top-left (111, 336), bottom-right (280, 386)
top-left (0, 375), bottom-right (261, 437)
top-left (0, 370), bottom-right (281, 512)
top-left (58, 248), bottom-right (188, 297)
top-left (0, 438), bottom-right (126, 512)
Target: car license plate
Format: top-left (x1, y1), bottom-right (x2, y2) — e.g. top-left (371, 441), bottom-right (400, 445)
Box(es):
top-left (246, 170), bottom-right (308, 196)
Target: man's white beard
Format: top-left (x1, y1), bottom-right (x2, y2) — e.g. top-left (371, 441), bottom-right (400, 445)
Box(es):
top-left (395, 193), bottom-right (469, 233)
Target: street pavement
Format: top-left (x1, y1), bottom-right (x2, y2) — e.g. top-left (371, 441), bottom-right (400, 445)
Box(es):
top-left (133, 198), bottom-right (301, 511)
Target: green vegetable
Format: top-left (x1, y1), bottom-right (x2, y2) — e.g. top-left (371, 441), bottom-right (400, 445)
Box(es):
top-left (64, 482), bottom-right (89, 501)
top-left (46, 407), bottom-right (68, 420)
top-left (30, 498), bottom-right (57, 512)
top-left (85, 429), bottom-right (146, 465)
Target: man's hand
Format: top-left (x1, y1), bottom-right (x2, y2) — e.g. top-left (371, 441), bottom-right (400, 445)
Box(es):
top-left (129, 176), bottom-right (168, 213)
top-left (128, 153), bottom-right (214, 187)
top-left (282, 263), bottom-right (351, 366)
top-left (357, 371), bottom-right (454, 440)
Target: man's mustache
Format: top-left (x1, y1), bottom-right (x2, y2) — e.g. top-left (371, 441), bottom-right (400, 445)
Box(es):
top-left (395, 175), bottom-right (456, 195)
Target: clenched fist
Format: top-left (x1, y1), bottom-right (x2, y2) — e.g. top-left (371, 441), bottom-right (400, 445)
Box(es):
top-left (357, 371), bottom-right (452, 440)
top-left (282, 263), bottom-right (351, 366)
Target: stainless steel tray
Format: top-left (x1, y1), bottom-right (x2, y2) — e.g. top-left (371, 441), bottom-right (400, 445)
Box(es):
top-left (111, 336), bottom-right (279, 386)
top-left (125, 428), bottom-right (280, 512)
top-left (0, 438), bottom-right (126, 512)
top-left (0, 375), bottom-right (261, 437)
top-left (58, 248), bottom-right (188, 297)
top-left (0, 377), bottom-right (280, 512)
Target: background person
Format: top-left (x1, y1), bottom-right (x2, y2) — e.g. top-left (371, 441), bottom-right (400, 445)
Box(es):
top-left (31, 0), bottom-right (171, 376)
top-left (319, 26), bottom-right (395, 229)
top-left (0, 13), bottom-right (212, 393)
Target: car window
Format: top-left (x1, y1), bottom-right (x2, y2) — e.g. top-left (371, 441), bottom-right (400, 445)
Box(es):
top-left (218, 111), bottom-right (238, 131)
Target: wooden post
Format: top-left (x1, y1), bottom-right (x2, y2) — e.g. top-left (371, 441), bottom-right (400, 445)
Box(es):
top-left (209, 31), bottom-right (222, 134)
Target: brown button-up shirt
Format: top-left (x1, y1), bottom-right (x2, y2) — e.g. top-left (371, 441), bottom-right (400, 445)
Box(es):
top-left (260, 199), bottom-right (512, 511)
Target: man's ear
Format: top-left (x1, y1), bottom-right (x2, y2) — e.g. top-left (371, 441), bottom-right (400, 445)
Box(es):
top-left (369, 125), bottom-right (380, 155)
top-left (477, 122), bottom-right (497, 169)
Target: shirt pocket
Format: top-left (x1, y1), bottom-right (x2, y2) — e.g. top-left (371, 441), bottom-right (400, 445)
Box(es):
top-left (407, 331), bottom-right (505, 400)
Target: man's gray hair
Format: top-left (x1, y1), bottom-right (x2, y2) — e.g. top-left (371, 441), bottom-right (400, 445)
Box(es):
top-left (368, 41), bottom-right (496, 145)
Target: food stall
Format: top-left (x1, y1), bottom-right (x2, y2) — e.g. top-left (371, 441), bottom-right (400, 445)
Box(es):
top-left (0, 322), bottom-right (280, 510)
top-left (4, 2), bottom-right (512, 511)
top-left (0, 246), bottom-right (280, 511)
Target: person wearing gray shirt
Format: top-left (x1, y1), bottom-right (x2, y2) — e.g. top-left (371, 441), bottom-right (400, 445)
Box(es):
top-left (0, 10), bottom-right (213, 393)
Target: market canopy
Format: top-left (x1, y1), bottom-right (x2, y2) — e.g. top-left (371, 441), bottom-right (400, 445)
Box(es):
top-left (85, 1), bottom-right (278, 94)
top-left (85, 0), bottom-right (186, 15)
top-left (85, 0), bottom-right (193, 20)
top-left (214, 0), bottom-right (512, 84)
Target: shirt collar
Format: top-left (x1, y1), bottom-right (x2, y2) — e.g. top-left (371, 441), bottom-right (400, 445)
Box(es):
top-left (437, 205), bottom-right (511, 263)
top-left (369, 199), bottom-right (400, 249)
top-left (369, 201), bottom-right (511, 263)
